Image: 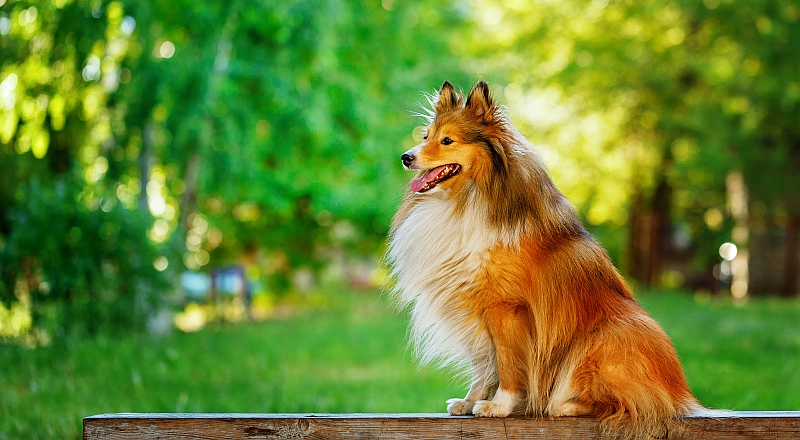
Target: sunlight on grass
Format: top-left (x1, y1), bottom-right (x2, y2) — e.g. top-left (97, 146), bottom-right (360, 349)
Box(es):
top-left (0, 301), bottom-right (31, 339)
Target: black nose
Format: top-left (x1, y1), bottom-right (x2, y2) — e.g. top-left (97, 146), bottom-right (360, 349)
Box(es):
top-left (401, 153), bottom-right (414, 167)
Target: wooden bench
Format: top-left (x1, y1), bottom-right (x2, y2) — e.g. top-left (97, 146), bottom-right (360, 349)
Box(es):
top-left (84, 412), bottom-right (800, 439)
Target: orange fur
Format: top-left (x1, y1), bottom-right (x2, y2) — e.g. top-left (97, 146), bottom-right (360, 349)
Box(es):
top-left (387, 81), bottom-right (701, 439)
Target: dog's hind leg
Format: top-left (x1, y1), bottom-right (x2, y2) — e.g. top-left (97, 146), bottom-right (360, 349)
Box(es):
top-left (555, 400), bottom-right (593, 417)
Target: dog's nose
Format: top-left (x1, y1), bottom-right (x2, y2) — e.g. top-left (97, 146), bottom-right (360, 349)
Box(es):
top-left (401, 153), bottom-right (415, 167)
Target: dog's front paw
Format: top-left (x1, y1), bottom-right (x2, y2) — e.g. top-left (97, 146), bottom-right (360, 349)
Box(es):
top-left (446, 398), bottom-right (475, 415)
top-left (473, 399), bottom-right (513, 417)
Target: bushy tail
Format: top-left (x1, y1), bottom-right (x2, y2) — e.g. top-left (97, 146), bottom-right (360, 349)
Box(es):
top-left (684, 405), bottom-right (733, 419)
top-left (596, 398), bottom-right (706, 440)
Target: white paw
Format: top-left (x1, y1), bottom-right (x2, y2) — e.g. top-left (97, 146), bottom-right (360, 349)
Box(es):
top-left (473, 399), bottom-right (513, 417)
top-left (446, 398), bottom-right (475, 415)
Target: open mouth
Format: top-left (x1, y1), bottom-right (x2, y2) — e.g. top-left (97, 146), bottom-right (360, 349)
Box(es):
top-left (410, 164), bottom-right (461, 193)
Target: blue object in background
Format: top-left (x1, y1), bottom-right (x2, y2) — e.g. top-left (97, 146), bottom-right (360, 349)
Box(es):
top-left (180, 272), bottom-right (211, 301)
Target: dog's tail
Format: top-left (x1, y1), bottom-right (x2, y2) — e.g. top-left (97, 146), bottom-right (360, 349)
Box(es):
top-left (594, 395), bottom-right (701, 439)
top-left (565, 315), bottom-right (703, 439)
top-left (684, 405), bottom-right (733, 419)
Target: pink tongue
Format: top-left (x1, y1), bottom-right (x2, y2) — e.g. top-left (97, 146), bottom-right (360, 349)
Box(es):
top-left (410, 165), bottom-right (448, 192)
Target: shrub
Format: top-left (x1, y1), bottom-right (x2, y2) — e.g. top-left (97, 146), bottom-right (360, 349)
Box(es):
top-left (0, 177), bottom-right (177, 341)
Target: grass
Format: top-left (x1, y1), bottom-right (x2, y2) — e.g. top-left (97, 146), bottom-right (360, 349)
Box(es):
top-left (639, 292), bottom-right (800, 411)
top-left (2, 289), bottom-right (799, 439)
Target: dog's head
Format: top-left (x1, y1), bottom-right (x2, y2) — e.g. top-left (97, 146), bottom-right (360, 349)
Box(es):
top-left (401, 81), bottom-right (505, 194)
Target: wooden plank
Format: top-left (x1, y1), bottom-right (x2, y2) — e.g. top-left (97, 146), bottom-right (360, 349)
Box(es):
top-left (83, 412), bottom-right (800, 440)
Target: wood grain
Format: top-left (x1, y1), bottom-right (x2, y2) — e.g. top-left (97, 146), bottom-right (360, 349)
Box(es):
top-left (83, 412), bottom-right (800, 439)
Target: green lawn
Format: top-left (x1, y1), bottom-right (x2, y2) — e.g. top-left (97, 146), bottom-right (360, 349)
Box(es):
top-left (639, 292), bottom-right (800, 411)
top-left (2, 290), bottom-right (799, 439)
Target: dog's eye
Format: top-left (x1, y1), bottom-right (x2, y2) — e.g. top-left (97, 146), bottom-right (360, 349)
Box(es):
top-left (442, 137), bottom-right (454, 145)
top-left (423, 134), bottom-right (428, 140)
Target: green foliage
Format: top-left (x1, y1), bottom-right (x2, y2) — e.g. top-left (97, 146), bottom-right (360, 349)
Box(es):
top-left (140, 0), bottom-right (472, 266)
top-left (0, 176), bottom-right (174, 338)
top-left (0, 0), bottom-right (471, 335)
top-left (0, 0), bottom-right (159, 336)
top-left (467, 0), bottom-right (800, 273)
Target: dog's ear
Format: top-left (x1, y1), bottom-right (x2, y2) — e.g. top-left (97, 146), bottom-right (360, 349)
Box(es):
top-left (435, 81), bottom-right (459, 113)
top-left (466, 81), bottom-right (494, 122)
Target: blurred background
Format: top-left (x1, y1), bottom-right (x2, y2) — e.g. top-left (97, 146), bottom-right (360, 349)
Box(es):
top-left (1, 0), bottom-right (799, 438)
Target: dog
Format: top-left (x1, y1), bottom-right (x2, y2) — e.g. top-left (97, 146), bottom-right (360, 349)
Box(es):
top-left (386, 80), bottom-right (703, 438)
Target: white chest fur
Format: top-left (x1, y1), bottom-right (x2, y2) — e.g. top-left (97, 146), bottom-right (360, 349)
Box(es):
top-left (387, 190), bottom-right (519, 369)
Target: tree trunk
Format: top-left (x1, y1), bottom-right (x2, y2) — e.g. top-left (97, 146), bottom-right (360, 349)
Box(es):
top-left (139, 121), bottom-right (153, 214)
top-left (627, 187), bottom-right (649, 284)
top-left (180, 154), bottom-right (200, 232)
top-left (627, 172), bottom-right (671, 289)
top-left (783, 215), bottom-right (800, 297)
top-left (647, 174), bottom-right (671, 287)
top-left (726, 171), bottom-right (749, 298)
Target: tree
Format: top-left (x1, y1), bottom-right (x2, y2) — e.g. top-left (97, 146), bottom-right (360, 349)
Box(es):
top-left (464, 0), bottom-right (800, 295)
top-left (0, 0), bottom-right (474, 337)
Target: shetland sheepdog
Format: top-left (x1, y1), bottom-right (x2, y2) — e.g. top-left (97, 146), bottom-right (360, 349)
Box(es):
top-left (387, 81), bottom-right (703, 438)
